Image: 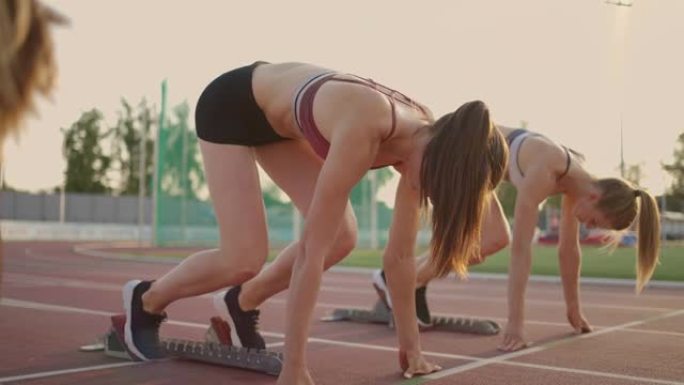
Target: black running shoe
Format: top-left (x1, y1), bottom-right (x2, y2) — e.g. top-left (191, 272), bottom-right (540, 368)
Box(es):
top-left (122, 280), bottom-right (166, 360)
top-left (415, 286), bottom-right (433, 328)
top-left (213, 286), bottom-right (266, 350)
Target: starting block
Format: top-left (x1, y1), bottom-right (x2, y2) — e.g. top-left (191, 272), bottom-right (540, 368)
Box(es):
top-left (321, 300), bottom-right (501, 335)
top-left (80, 314), bottom-right (283, 376)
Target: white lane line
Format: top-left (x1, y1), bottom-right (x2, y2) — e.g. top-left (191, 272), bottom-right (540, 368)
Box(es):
top-left (0, 362), bottom-right (139, 384)
top-left (496, 360), bottom-right (684, 385)
top-left (421, 308), bottom-right (684, 380)
top-left (319, 286), bottom-right (675, 312)
top-left (179, 325), bottom-right (684, 385)
top-left (6, 272), bottom-right (683, 337)
top-left (616, 328), bottom-right (684, 338)
top-left (1, 298), bottom-right (115, 317)
top-left (265, 298), bottom-right (684, 338)
top-left (321, 275), bottom-right (684, 300)
top-left (3, 298), bottom-right (682, 385)
top-left (5, 271), bottom-right (676, 313)
top-left (0, 298), bottom-right (286, 339)
top-left (307, 337), bottom-right (478, 361)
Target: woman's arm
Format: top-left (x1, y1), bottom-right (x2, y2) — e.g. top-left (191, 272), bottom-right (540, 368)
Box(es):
top-left (499, 166), bottom-right (555, 352)
top-left (383, 173), bottom-right (441, 378)
top-left (282, 101), bottom-right (382, 374)
top-left (384, 174), bottom-right (420, 351)
top-left (558, 194), bottom-right (592, 333)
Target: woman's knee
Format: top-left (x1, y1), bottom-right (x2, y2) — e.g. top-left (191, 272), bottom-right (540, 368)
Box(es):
top-left (324, 224), bottom-right (357, 269)
top-left (471, 232), bottom-right (510, 266)
top-left (337, 224), bottom-right (358, 256)
top-left (482, 228), bottom-right (511, 257)
top-left (490, 231), bottom-right (511, 255)
top-left (215, 240), bottom-right (268, 281)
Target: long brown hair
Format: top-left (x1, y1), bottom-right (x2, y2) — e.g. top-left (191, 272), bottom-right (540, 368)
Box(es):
top-left (0, 0), bottom-right (66, 148)
top-left (420, 101), bottom-right (508, 278)
top-left (595, 178), bottom-right (661, 293)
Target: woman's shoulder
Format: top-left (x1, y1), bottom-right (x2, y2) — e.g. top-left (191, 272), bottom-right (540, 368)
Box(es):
top-left (523, 134), bottom-right (568, 167)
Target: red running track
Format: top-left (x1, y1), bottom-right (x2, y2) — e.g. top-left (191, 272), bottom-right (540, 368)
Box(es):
top-left (1, 241), bottom-right (683, 385)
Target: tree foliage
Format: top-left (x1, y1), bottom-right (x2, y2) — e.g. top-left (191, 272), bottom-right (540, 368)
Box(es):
top-left (62, 109), bottom-right (112, 193)
top-left (111, 98), bottom-right (155, 196)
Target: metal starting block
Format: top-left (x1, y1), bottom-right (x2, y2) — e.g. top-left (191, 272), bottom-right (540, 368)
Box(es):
top-left (321, 298), bottom-right (394, 325)
top-left (321, 299), bottom-right (501, 335)
top-left (80, 314), bottom-right (283, 376)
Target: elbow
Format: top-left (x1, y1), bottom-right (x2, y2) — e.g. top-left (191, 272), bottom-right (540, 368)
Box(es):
top-left (382, 251), bottom-right (414, 271)
top-left (482, 235), bottom-right (510, 258)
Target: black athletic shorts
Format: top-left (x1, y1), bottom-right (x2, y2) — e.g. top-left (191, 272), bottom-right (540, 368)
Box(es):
top-left (195, 61), bottom-right (287, 146)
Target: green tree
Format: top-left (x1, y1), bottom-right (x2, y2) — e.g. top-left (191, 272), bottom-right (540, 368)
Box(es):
top-left (111, 98), bottom-right (155, 196)
top-left (157, 101), bottom-right (205, 200)
top-left (62, 109), bottom-right (112, 193)
top-left (350, 169), bottom-right (394, 229)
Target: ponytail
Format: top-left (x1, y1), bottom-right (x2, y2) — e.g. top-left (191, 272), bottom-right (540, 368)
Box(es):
top-left (595, 178), bottom-right (661, 293)
top-left (634, 190), bottom-right (661, 293)
top-left (420, 101), bottom-right (508, 278)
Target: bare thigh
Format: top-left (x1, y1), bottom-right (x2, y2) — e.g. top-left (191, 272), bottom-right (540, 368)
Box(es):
top-left (200, 139), bottom-right (269, 260)
top-left (255, 139), bottom-right (357, 246)
top-left (235, 139), bottom-right (357, 310)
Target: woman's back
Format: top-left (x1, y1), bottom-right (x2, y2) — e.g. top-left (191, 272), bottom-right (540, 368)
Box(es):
top-left (252, 62), bottom-right (432, 144)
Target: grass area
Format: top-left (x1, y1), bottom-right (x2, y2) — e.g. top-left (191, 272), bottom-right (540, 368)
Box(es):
top-left (125, 245), bottom-right (684, 282)
top-left (332, 245), bottom-right (684, 282)
top-left (475, 245), bottom-right (684, 282)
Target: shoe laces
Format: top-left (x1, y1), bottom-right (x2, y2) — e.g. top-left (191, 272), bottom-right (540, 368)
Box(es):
top-left (245, 309), bottom-right (261, 331)
top-left (144, 311), bottom-right (167, 329)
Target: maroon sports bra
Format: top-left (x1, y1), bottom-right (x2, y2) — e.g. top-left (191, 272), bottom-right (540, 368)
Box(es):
top-left (293, 72), bottom-right (428, 169)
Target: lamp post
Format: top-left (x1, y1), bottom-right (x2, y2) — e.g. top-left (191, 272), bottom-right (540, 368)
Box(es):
top-left (605, 0), bottom-right (633, 178)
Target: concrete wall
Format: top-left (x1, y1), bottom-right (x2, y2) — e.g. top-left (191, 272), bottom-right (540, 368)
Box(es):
top-left (1, 191), bottom-right (152, 224)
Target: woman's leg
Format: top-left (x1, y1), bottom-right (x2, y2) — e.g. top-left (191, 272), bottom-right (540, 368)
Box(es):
top-left (238, 139), bottom-right (357, 310)
top-left (121, 139), bottom-right (270, 360)
top-left (142, 140), bottom-right (270, 312)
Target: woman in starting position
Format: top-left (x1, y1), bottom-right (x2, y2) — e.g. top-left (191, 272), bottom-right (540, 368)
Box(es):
top-left (122, 61), bottom-right (508, 384)
top-left (372, 124), bottom-right (661, 352)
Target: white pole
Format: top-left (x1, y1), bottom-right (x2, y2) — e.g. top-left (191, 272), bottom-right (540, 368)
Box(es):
top-left (370, 171), bottom-right (378, 250)
top-left (138, 113), bottom-right (147, 245)
top-left (180, 122), bottom-right (188, 243)
top-left (152, 80), bottom-right (167, 246)
top-left (59, 174), bottom-right (66, 223)
top-left (620, 118), bottom-right (625, 178)
top-left (661, 193), bottom-right (667, 242)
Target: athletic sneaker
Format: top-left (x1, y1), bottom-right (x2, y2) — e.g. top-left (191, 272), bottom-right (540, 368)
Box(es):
top-left (213, 285), bottom-right (266, 350)
top-left (372, 269), bottom-right (433, 328)
top-left (372, 269), bottom-right (393, 309)
top-left (415, 285), bottom-right (433, 328)
top-left (122, 280), bottom-right (166, 360)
